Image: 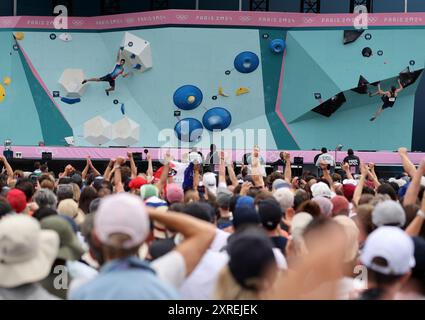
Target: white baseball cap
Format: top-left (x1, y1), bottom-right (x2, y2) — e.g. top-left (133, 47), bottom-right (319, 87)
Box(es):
top-left (94, 193), bottom-right (150, 249)
top-left (372, 200), bottom-right (406, 227)
top-left (311, 182), bottom-right (332, 198)
top-left (202, 172), bottom-right (217, 195)
top-left (360, 226), bottom-right (415, 275)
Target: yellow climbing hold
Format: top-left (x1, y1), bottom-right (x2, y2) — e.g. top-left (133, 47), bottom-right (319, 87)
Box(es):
top-left (218, 85), bottom-right (229, 97)
top-left (3, 77), bottom-right (11, 86)
top-left (0, 84), bottom-right (6, 103)
top-left (14, 32), bottom-right (25, 41)
top-left (236, 87), bottom-right (250, 96)
top-left (187, 95), bottom-right (195, 103)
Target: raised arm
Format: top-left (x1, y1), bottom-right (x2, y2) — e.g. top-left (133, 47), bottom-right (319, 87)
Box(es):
top-left (116, 47), bottom-right (122, 62)
top-left (103, 159), bottom-right (115, 182)
top-left (404, 159), bottom-right (425, 206)
top-left (405, 161), bottom-right (425, 236)
top-left (113, 157), bottom-right (125, 193)
top-left (155, 152), bottom-right (171, 192)
top-left (320, 162), bottom-right (334, 191)
top-left (146, 153), bottom-right (153, 179)
top-left (284, 152), bottom-right (292, 183)
top-left (353, 163), bottom-right (368, 206)
top-left (226, 159), bottom-right (239, 187)
top-left (367, 163), bottom-right (381, 188)
top-left (81, 157), bottom-right (90, 180)
top-left (398, 147), bottom-right (417, 178)
top-left (377, 83), bottom-right (386, 95)
top-left (148, 208), bottom-right (216, 275)
top-left (127, 152), bottom-right (137, 179)
top-left (218, 151), bottom-right (226, 186)
top-left (342, 162), bottom-right (354, 180)
top-left (0, 156), bottom-right (14, 185)
top-left (88, 158), bottom-right (101, 177)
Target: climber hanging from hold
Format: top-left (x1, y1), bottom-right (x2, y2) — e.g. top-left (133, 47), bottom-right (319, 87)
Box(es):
top-left (82, 48), bottom-right (130, 96)
top-left (369, 79), bottom-right (404, 122)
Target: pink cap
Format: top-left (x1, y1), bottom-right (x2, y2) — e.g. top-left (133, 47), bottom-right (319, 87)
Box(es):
top-left (94, 193), bottom-right (150, 249)
top-left (166, 183), bottom-right (184, 204)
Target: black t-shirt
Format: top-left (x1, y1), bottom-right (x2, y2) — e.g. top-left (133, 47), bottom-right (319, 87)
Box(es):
top-left (270, 236), bottom-right (288, 253)
top-left (343, 155), bottom-right (361, 174)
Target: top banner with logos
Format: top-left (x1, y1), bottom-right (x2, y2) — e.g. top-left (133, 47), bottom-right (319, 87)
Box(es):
top-left (0, 10), bottom-right (424, 30)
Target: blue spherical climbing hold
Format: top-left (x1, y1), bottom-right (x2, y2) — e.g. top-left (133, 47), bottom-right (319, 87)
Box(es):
top-left (202, 107), bottom-right (232, 132)
top-left (269, 39), bottom-right (286, 54)
top-left (174, 118), bottom-right (203, 142)
top-left (234, 51), bottom-right (259, 74)
top-left (173, 85), bottom-right (203, 111)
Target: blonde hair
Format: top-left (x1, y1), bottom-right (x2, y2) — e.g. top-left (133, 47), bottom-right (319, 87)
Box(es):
top-left (70, 183), bottom-right (81, 202)
top-left (214, 266), bottom-right (261, 300)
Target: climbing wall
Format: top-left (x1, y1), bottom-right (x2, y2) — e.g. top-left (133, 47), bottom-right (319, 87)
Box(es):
top-left (0, 25), bottom-right (424, 151)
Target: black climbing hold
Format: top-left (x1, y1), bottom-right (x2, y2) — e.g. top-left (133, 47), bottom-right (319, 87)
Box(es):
top-left (377, 50), bottom-right (383, 56)
top-left (174, 110), bottom-right (181, 117)
top-left (128, 41), bottom-right (133, 47)
top-left (52, 91), bottom-right (60, 98)
top-left (410, 60), bottom-right (416, 66)
top-left (362, 47), bottom-right (373, 57)
top-left (212, 96), bottom-right (217, 100)
top-left (113, 99), bottom-right (119, 105)
top-left (50, 33), bottom-right (57, 40)
top-left (225, 70), bottom-right (231, 75)
top-left (12, 44), bottom-right (19, 51)
top-left (365, 33), bottom-right (372, 40)
top-left (262, 33), bottom-right (269, 39)
top-left (314, 93), bottom-right (322, 100)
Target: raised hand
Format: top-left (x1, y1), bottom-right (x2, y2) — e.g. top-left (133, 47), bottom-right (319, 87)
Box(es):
top-left (398, 147), bottom-right (408, 156)
top-left (342, 162), bottom-right (349, 171)
top-left (283, 151), bottom-right (291, 162)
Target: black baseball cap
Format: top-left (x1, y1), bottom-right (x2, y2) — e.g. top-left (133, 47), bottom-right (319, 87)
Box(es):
top-left (226, 227), bottom-right (276, 290)
top-left (258, 198), bottom-right (283, 231)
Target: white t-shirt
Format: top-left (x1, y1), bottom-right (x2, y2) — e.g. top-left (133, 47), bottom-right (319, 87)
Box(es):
top-left (315, 153), bottom-right (335, 167)
top-left (179, 250), bottom-right (229, 300)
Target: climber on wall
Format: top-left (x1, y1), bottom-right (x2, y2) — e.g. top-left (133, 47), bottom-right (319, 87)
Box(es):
top-left (369, 79), bottom-right (404, 122)
top-left (82, 48), bottom-right (130, 96)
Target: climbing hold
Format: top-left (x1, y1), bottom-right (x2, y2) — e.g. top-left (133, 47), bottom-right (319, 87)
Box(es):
top-left (410, 60), bottom-right (416, 66)
top-left (202, 107), bottom-right (232, 132)
top-left (314, 93), bottom-right (322, 100)
top-left (130, 53), bottom-right (136, 59)
top-left (174, 118), bottom-right (203, 142)
top-left (377, 50), bottom-right (383, 56)
top-left (0, 84), bottom-right (6, 103)
top-left (218, 85), bottom-right (229, 97)
top-left (3, 77), bottom-right (11, 86)
top-left (269, 39), bottom-right (286, 54)
top-left (50, 33), bottom-right (57, 40)
top-left (120, 103), bottom-right (125, 115)
top-left (14, 32), bottom-right (24, 41)
top-left (362, 47), bottom-right (373, 57)
top-left (187, 95), bottom-right (196, 104)
top-left (234, 51), bottom-right (259, 73)
top-left (133, 64), bottom-right (142, 70)
top-left (212, 96), bottom-right (217, 100)
top-left (262, 33), bottom-right (269, 39)
top-left (128, 41), bottom-right (133, 47)
top-left (59, 33), bottom-right (72, 42)
top-left (225, 70), bottom-right (231, 75)
top-left (121, 32), bottom-right (153, 73)
top-left (173, 85), bottom-right (203, 110)
top-left (235, 87), bottom-right (250, 96)
top-left (12, 44), bottom-right (19, 51)
top-left (365, 33), bottom-right (372, 40)
top-left (113, 99), bottom-right (119, 105)
top-left (60, 97), bottom-right (81, 104)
